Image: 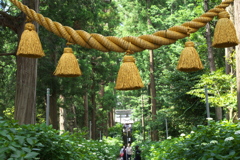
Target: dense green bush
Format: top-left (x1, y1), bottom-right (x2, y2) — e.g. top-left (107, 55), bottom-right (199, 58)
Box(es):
top-left (0, 117), bottom-right (121, 160)
top-left (141, 121), bottom-right (240, 160)
top-left (6, 117), bottom-right (240, 160)
top-left (108, 122), bottom-right (123, 138)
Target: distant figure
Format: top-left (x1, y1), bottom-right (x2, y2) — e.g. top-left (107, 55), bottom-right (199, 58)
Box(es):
top-left (128, 124), bottom-right (132, 132)
top-left (134, 145), bottom-right (141, 160)
top-left (125, 124), bottom-right (129, 132)
top-left (120, 145), bottom-right (126, 160)
top-left (126, 143), bottom-right (133, 160)
top-left (123, 126), bottom-right (126, 133)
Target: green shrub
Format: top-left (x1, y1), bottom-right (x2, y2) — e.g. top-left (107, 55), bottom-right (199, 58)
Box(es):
top-left (142, 121), bottom-right (240, 160)
top-left (108, 122), bottom-right (123, 138)
top-left (0, 117), bottom-right (121, 160)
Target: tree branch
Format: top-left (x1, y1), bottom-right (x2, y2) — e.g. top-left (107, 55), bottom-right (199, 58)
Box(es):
top-left (0, 11), bottom-right (23, 33)
top-left (0, 53), bottom-right (16, 56)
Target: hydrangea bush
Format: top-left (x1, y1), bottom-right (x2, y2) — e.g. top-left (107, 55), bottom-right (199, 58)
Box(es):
top-left (0, 117), bottom-right (121, 160)
top-left (141, 121), bottom-right (240, 160)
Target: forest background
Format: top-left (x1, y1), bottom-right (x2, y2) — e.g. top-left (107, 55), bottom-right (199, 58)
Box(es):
top-left (0, 0), bottom-right (239, 142)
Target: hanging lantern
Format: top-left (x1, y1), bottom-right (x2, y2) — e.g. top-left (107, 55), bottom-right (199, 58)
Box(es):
top-left (212, 10), bottom-right (239, 48)
top-left (17, 22), bottom-right (45, 58)
top-left (54, 47), bottom-right (82, 77)
top-left (115, 51), bottom-right (144, 90)
top-left (177, 41), bottom-right (203, 72)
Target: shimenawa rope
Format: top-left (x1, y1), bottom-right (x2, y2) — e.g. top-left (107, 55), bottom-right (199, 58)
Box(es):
top-left (9, 0), bottom-right (234, 53)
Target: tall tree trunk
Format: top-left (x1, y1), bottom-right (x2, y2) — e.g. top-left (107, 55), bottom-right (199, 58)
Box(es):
top-left (225, 47), bottom-right (233, 74)
top-left (147, 0), bottom-right (158, 141)
top-left (72, 105), bottom-right (78, 129)
top-left (147, 84), bottom-right (151, 139)
top-left (50, 89), bottom-right (58, 129)
top-left (149, 50), bottom-right (158, 141)
top-left (91, 89), bottom-right (96, 140)
top-left (108, 109), bottom-right (113, 136)
top-left (225, 3), bottom-right (234, 120)
top-left (59, 107), bottom-right (66, 134)
top-left (109, 111), bottom-right (114, 128)
top-left (14, 0), bottom-right (39, 125)
top-left (83, 92), bottom-right (89, 128)
top-left (204, 0), bottom-right (222, 121)
top-left (68, 105), bottom-right (78, 133)
top-left (234, 0), bottom-right (240, 119)
top-left (204, 0), bottom-right (216, 72)
top-left (49, 50), bottom-right (59, 129)
top-left (108, 88), bottom-right (114, 129)
top-left (98, 84), bottom-right (106, 137)
top-left (141, 94), bottom-right (145, 141)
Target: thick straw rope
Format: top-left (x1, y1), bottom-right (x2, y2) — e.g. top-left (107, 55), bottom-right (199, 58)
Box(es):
top-left (10, 0), bottom-right (234, 53)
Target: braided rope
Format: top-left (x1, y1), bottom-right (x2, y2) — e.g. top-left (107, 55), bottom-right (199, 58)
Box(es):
top-left (10, 0), bottom-right (234, 53)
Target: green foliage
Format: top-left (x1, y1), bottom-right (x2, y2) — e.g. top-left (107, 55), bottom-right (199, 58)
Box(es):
top-left (36, 0), bottom-right (121, 127)
top-left (187, 68), bottom-right (237, 110)
top-left (141, 121), bottom-right (240, 160)
top-left (114, 0), bottom-right (215, 140)
top-left (0, 17), bottom-right (17, 119)
top-left (0, 117), bottom-right (41, 160)
top-left (225, 49), bottom-right (236, 70)
top-left (0, 117), bottom-right (121, 159)
top-left (1, 0), bottom-right (237, 153)
top-left (108, 122), bottom-right (123, 138)
top-left (3, 107), bottom-right (14, 120)
top-left (102, 135), bottom-right (123, 149)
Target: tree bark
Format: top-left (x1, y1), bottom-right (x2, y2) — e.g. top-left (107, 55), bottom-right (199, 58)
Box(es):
top-left (59, 107), bottom-right (66, 134)
top-left (98, 84), bottom-right (106, 137)
top-left (14, 0), bottom-right (39, 125)
top-left (225, 3), bottom-right (234, 120)
top-left (225, 48), bottom-right (233, 74)
top-left (68, 105), bottom-right (77, 133)
top-left (49, 89), bottom-right (58, 129)
top-left (72, 105), bottom-right (78, 129)
top-left (141, 94), bottom-right (146, 141)
top-left (83, 92), bottom-right (89, 129)
top-left (204, 0), bottom-right (216, 73)
top-left (146, 0), bottom-right (158, 141)
top-left (107, 86), bottom-right (114, 129)
top-left (14, 57), bottom-right (37, 124)
top-left (234, 0), bottom-right (240, 119)
top-left (91, 90), bottom-right (96, 140)
top-left (149, 49), bottom-right (158, 141)
top-left (109, 110), bottom-right (114, 128)
top-left (204, 0), bottom-right (222, 121)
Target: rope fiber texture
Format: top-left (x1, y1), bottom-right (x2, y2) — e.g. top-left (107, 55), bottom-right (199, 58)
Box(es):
top-left (10, 0), bottom-right (234, 53)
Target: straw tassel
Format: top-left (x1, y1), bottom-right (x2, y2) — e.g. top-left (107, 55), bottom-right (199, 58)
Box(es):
top-left (212, 10), bottom-right (239, 48)
top-left (177, 41), bottom-right (203, 72)
top-left (54, 47), bottom-right (82, 77)
top-left (17, 22), bottom-right (45, 58)
top-left (115, 51), bottom-right (144, 90)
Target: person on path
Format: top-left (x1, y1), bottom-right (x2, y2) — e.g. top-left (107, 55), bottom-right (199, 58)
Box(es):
top-left (126, 143), bottom-right (133, 160)
top-left (120, 145), bottom-right (126, 160)
top-left (134, 145), bottom-right (141, 160)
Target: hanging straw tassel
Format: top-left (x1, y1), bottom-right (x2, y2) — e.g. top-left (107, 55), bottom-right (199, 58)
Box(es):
top-left (177, 41), bottom-right (203, 72)
top-left (54, 47), bottom-right (82, 77)
top-left (17, 22), bottom-right (45, 58)
top-left (212, 10), bottom-right (239, 48)
top-left (115, 51), bottom-right (144, 90)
